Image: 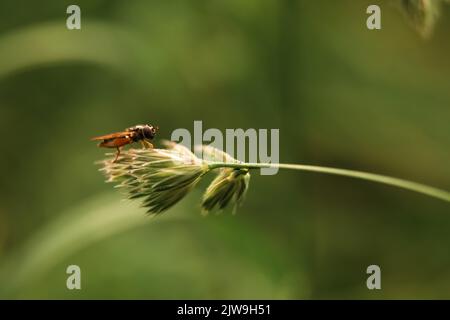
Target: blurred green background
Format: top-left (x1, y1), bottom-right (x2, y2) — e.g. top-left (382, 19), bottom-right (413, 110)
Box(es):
top-left (0, 0), bottom-right (449, 299)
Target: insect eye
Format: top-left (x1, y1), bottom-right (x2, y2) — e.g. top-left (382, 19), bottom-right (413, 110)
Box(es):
top-left (143, 126), bottom-right (155, 139)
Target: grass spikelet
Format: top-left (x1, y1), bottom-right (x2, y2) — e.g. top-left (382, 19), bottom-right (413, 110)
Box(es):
top-left (197, 144), bottom-right (251, 214)
top-left (202, 167), bottom-right (250, 215)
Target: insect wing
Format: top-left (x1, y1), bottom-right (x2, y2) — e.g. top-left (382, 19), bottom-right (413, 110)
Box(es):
top-left (99, 136), bottom-right (133, 148)
top-left (91, 131), bottom-right (133, 141)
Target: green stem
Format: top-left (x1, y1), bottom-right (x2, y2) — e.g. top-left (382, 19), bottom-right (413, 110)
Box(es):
top-left (207, 162), bottom-right (450, 202)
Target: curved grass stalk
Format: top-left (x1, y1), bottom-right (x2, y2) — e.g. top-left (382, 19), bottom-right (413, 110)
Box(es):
top-left (101, 146), bottom-right (449, 216)
top-left (208, 162), bottom-right (450, 202)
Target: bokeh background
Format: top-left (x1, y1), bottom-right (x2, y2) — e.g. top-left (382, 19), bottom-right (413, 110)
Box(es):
top-left (0, 0), bottom-right (449, 299)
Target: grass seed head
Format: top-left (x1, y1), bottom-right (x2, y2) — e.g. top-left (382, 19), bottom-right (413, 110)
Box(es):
top-left (100, 142), bottom-right (208, 214)
top-left (99, 142), bottom-right (251, 215)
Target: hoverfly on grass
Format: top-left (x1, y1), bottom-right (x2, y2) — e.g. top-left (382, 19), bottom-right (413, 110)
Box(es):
top-left (91, 124), bottom-right (158, 162)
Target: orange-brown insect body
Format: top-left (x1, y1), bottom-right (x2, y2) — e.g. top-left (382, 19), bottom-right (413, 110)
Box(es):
top-left (91, 124), bottom-right (158, 162)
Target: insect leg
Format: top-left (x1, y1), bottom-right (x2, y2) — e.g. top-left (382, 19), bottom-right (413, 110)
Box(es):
top-left (113, 147), bottom-right (121, 163)
top-left (145, 140), bottom-right (154, 149)
top-left (141, 140), bottom-right (153, 149)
